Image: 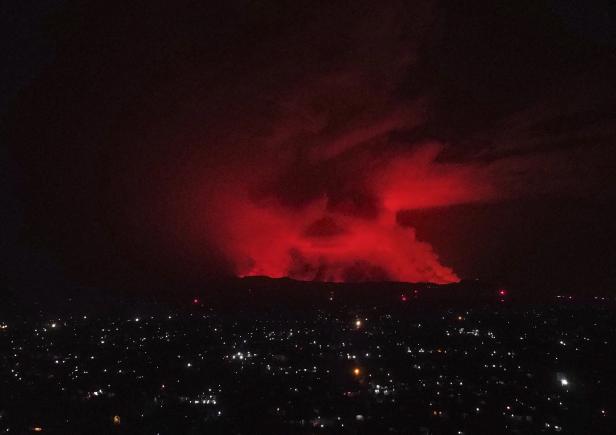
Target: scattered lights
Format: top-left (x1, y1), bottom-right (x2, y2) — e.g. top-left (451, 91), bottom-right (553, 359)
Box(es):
top-left (3, 299), bottom-right (613, 433)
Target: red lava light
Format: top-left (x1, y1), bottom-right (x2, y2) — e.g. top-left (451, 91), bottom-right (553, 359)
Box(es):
top-left (498, 289), bottom-right (507, 297)
top-left (193, 298), bottom-right (200, 305)
top-left (193, 142), bottom-right (503, 284)
top-left (401, 294), bottom-right (408, 302)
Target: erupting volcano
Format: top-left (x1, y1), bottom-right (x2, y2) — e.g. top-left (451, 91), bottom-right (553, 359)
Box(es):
top-left (199, 142), bottom-right (495, 284)
top-left (6, 0), bottom-right (613, 292)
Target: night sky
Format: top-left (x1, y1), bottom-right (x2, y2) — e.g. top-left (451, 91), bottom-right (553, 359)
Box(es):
top-left (3, 0), bottom-right (616, 293)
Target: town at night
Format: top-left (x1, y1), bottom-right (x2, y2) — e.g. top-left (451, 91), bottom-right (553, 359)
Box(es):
top-left (2, 282), bottom-right (616, 433)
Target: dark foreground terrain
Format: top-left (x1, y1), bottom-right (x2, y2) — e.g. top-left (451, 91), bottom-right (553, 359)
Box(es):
top-left (1, 280), bottom-right (615, 434)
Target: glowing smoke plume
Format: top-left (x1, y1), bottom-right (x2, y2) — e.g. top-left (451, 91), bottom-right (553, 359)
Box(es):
top-left (5, 0), bottom-right (614, 292)
top-left (200, 141), bottom-right (496, 283)
top-left (159, 2), bottom-right (503, 284)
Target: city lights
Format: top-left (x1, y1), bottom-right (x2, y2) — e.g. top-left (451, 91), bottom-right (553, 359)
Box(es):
top-left (1, 293), bottom-right (613, 433)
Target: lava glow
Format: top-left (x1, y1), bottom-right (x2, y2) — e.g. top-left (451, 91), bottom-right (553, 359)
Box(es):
top-left (201, 143), bottom-right (496, 284)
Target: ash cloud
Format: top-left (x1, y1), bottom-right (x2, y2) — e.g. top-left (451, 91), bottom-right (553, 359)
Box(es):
top-left (5, 0), bottom-right (616, 289)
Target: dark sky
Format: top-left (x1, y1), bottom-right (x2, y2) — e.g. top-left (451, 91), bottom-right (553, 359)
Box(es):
top-left (3, 0), bottom-right (616, 293)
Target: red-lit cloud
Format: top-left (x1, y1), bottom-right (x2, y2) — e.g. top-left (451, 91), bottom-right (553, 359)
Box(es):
top-left (194, 99), bottom-right (604, 283)
top-left (196, 136), bottom-right (500, 283)
top-left (156, 2), bottom-right (613, 286)
top-left (6, 0), bottom-right (614, 290)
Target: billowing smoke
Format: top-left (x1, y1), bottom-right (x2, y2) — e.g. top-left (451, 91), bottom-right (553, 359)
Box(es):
top-left (7, 0), bottom-right (614, 289)
top-left (182, 62), bottom-right (500, 283)
top-left (155, 1), bottom-right (483, 283)
top-left (162, 1), bottom-right (607, 284)
top-left (199, 140), bottom-right (496, 283)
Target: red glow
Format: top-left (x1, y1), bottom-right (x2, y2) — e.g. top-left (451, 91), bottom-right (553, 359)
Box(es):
top-left (498, 289), bottom-right (507, 296)
top-left (193, 298), bottom-right (200, 304)
top-left (196, 143), bottom-right (496, 283)
top-left (401, 294), bottom-right (408, 302)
